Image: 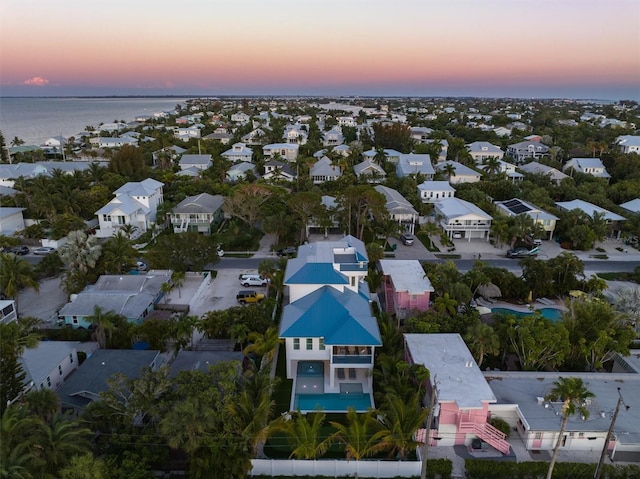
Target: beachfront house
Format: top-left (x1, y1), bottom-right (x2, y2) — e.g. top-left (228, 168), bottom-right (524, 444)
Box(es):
top-left (169, 193), bottom-right (224, 234)
top-left (378, 260), bottom-right (434, 319)
top-left (433, 197), bottom-right (493, 241)
top-left (95, 178), bottom-right (164, 238)
top-left (279, 235), bottom-right (381, 413)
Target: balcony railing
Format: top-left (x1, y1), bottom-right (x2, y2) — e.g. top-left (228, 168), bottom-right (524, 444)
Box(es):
top-left (440, 222), bottom-right (491, 230)
top-left (333, 355), bottom-right (373, 364)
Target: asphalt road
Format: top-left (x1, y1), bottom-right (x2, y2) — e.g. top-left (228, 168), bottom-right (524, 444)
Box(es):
top-left (213, 257), bottom-right (640, 275)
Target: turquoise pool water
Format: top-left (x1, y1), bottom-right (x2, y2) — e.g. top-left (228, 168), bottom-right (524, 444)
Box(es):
top-left (491, 307), bottom-right (564, 321)
top-left (294, 393), bottom-right (372, 412)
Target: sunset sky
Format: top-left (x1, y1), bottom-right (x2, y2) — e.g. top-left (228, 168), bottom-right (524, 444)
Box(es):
top-left (1, 0), bottom-right (639, 100)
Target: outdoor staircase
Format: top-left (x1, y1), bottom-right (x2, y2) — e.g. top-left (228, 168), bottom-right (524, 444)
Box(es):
top-left (176, 217), bottom-right (189, 233)
top-left (458, 420), bottom-right (511, 455)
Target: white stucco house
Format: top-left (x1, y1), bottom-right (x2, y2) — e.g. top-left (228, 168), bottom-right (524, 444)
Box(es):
top-left (506, 141), bottom-right (549, 163)
top-left (374, 185), bottom-right (419, 234)
top-left (95, 178), bottom-right (164, 238)
top-left (279, 235), bottom-right (381, 413)
top-left (353, 159), bottom-right (386, 183)
top-left (310, 156), bottom-right (341, 184)
top-left (615, 135), bottom-right (640, 154)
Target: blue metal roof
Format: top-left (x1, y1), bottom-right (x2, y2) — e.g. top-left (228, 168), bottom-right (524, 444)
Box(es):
top-left (285, 262), bottom-right (349, 285)
top-left (280, 286), bottom-right (381, 346)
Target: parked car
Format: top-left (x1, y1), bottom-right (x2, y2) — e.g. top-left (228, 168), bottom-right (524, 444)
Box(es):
top-left (10, 246), bottom-right (29, 255)
top-left (33, 246), bottom-right (55, 255)
top-left (239, 274), bottom-right (269, 287)
top-left (276, 246), bottom-right (297, 257)
top-left (136, 260), bottom-right (148, 271)
top-left (400, 234), bottom-right (414, 246)
top-left (236, 290), bottom-right (265, 304)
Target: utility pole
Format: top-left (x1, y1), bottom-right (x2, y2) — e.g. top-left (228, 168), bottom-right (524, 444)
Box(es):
top-left (594, 388), bottom-right (627, 479)
top-left (421, 376), bottom-right (438, 479)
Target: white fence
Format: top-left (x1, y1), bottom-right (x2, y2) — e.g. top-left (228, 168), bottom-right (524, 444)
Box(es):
top-left (249, 459), bottom-right (420, 478)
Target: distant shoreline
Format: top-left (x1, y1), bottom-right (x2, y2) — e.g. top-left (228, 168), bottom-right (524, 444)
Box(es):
top-left (0, 95), bottom-right (624, 103)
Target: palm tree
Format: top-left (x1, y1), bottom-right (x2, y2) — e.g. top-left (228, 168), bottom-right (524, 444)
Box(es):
top-left (329, 408), bottom-right (384, 461)
top-left (464, 323), bottom-right (499, 367)
top-left (100, 232), bottom-right (137, 274)
top-left (376, 394), bottom-right (428, 460)
top-left (86, 305), bottom-right (117, 349)
top-left (11, 136), bottom-right (25, 148)
top-left (420, 221), bottom-right (441, 250)
top-left (433, 292), bottom-right (457, 317)
top-left (483, 157), bottom-right (502, 179)
top-left (59, 453), bottom-right (107, 479)
top-left (227, 371), bottom-right (275, 457)
top-left (243, 327), bottom-right (281, 371)
top-left (37, 413), bottom-right (92, 476)
top-left (22, 388), bottom-right (60, 422)
top-left (171, 270), bottom-right (186, 299)
top-left (0, 406), bottom-right (41, 478)
top-left (0, 253), bottom-right (39, 312)
top-left (160, 396), bottom-right (219, 477)
top-left (544, 377), bottom-right (595, 479)
top-left (270, 411), bottom-right (331, 459)
top-left (442, 162), bottom-right (456, 182)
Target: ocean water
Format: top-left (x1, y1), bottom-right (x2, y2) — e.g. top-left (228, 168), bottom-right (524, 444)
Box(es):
top-left (0, 97), bottom-right (189, 146)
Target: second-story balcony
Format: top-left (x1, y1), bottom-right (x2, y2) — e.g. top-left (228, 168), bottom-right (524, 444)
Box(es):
top-left (332, 346), bottom-right (373, 364)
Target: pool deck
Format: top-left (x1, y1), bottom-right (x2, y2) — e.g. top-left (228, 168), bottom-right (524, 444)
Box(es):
top-left (478, 298), bottom-right (568, 313)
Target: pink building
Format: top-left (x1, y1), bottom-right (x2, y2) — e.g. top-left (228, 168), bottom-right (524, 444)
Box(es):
top-left (378, 260), bottom-right (434, 320)
top-left (404, 333), bottom-right (511, 455)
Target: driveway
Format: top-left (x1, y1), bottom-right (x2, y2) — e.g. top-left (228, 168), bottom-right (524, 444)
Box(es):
top-left (18, 276), bottom-right (67, 323)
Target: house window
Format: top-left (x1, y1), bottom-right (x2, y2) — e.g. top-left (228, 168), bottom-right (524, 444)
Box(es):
top-left (46, 376), bottom-right (51, 387)
top-left (319, 338), bottom-right (325, 350)
top-left (351, 276), bottom-right (356, 287)
top-left (58, 365), bottom-right (63, 376)
top-left (69, 353), bottom-right (73, 364)
top-left (103, 215), bottom-right (111, 222)
top-left (534, 432), bottom-right (542, 439)
top-left (293, 338), bottom-right (300, 350)
top-left (306, 338), bottom-right (313, 350)
top-left (72, 317), bottom-right (78, 324)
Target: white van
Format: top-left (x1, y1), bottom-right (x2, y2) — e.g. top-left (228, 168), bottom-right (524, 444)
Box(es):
top-left (239, 274), bottom-right (269, 287)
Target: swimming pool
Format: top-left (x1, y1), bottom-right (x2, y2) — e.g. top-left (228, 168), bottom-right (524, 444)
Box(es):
top-left (491, 307), bottom-right (564, 321)
top-left (294, 392), bottom-right (372, 412)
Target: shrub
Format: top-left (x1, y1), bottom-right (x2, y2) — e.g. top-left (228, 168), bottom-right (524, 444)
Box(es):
top-left (489, 417), bottom-right (510, 438)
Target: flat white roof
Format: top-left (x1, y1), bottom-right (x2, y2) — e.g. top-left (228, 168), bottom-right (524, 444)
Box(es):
top-left (404, 333), bottom-right (496, 408)
top-left (378, 260), bottom-right (434, 294)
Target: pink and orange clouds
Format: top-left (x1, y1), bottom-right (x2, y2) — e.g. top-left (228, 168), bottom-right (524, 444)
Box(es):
top-left (23, 76), bottom-right (49, 87)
